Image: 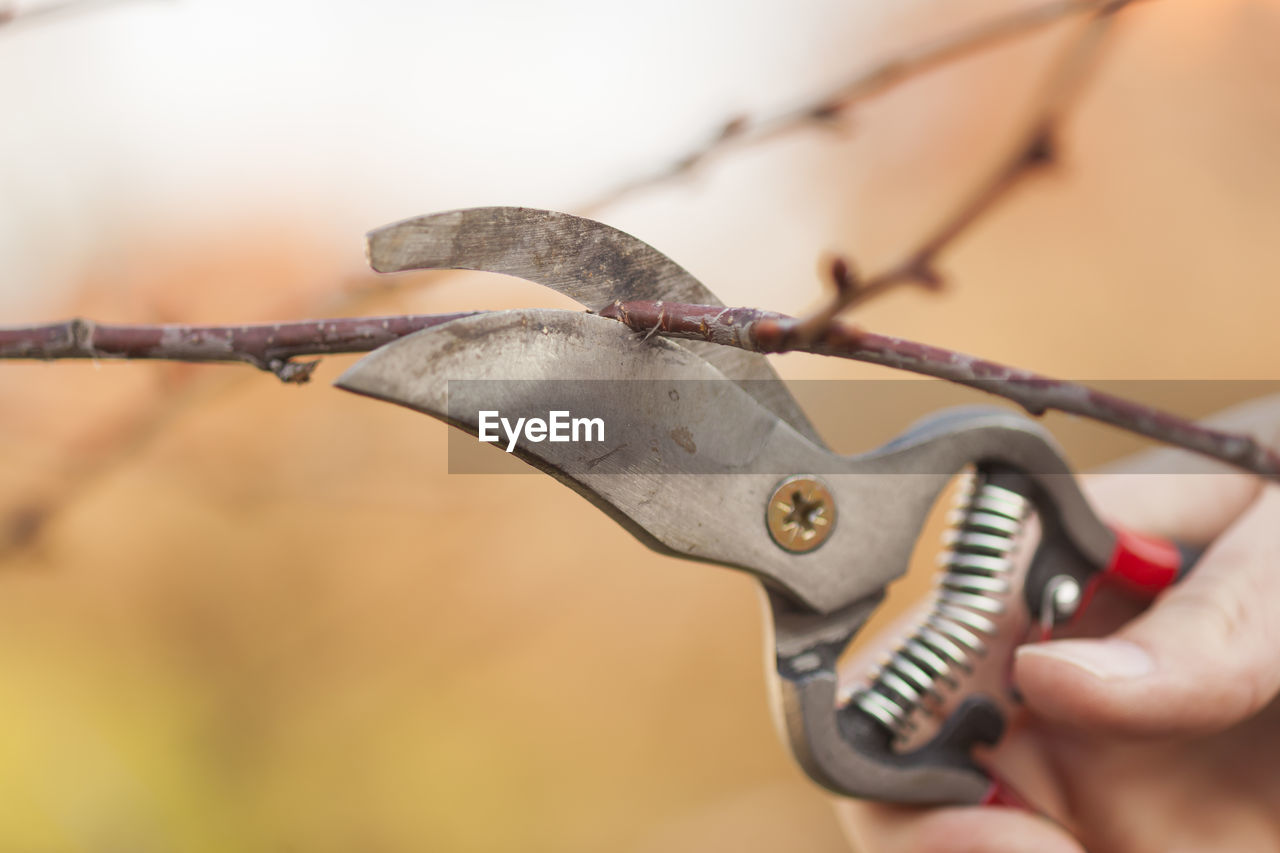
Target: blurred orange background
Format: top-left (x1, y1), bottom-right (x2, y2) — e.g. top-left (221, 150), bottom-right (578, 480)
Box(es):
top-left (1, 1), bottom-right (1278, 850)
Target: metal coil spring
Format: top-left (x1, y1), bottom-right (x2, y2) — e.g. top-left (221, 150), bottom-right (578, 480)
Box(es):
top-left (853, 475), bottom-right (1029, 739)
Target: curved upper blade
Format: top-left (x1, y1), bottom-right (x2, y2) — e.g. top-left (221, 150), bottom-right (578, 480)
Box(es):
top-left (366, 206), bottom-right (823, 446)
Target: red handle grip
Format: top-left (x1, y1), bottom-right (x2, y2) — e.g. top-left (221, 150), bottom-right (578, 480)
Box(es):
top-left (1061, 526), bottom-right (1197, 633)
top-left (1105, 526), bottom-right (1187, 596)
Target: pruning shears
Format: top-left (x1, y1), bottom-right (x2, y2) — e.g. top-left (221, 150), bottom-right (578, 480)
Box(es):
top-left (335, 207), bottom-right (1197, 808)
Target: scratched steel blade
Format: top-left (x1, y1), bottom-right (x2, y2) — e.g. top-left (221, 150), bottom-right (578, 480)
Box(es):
top-left (336, 306), bottom-right (1093, 619)
top-left (335, 307), bottom-right (901, 614)
top-left (365, 206), bottom-right (824, 446)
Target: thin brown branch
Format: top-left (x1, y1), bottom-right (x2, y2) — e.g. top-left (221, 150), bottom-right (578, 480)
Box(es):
top-left (579, 0), bottom-right (1135, 215)
top-left (889, 7), bottom-right (1121, 280)
top-left (599, 300), bottom-right (1280, 481)
top-left (796, 3), bottom-right (1132, 336)
top-left (0, 314), bottom-right (477, 383)
top-left (4, 306), bottom-right (1277, 481)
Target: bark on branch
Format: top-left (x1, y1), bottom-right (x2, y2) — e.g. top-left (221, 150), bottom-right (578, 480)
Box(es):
top-left (0, 314), bottom-right (477, 382)
top-left (598, 300), bottom-right (1280, 481)
top-left (3, 306), bottom-right (1276, 482)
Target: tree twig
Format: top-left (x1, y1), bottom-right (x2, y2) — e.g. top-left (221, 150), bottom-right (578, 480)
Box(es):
top-left (793, 3), bottom-right (1131, 335)
top-left (598, 300), bottom-right (1280, 481)
top-left (3, 306), bottom-right (1277, 481)
top-left (0, 313), bottom-right (477, 383)
top-left (579, 0), bottom-right (1137, 215)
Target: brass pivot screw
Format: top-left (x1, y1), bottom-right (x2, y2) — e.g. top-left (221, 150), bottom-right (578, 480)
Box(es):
top-left (767, 476), bottom-right (836, 553)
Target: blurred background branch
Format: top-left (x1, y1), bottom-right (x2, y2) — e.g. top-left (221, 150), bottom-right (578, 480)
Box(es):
top-left (792, 5), bottom-right (1124, 327)
top-left (578, 0), bottom-right (1135, 215)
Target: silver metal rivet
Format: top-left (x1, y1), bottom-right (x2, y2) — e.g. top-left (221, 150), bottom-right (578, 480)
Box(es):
top-left (1039, 575), bottom-right (1082, 636)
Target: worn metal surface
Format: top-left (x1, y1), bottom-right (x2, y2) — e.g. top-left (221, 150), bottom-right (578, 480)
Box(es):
top-left (337, 306), bottom-right (1122, 805)
top-left (365, 206), bottom-right (823, 446)
top-left (338, 308), bottom-right (1111, 612)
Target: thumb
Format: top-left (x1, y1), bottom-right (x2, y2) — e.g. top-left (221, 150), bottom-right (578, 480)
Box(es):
top-left (1016, 483), bottom-right (1280, 735)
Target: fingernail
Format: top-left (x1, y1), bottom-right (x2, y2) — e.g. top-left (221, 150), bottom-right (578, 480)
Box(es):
top-left (1017, 639), bottom-right (1155, 681)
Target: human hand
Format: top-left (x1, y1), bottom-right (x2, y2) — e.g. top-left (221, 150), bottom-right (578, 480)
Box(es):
top-left (838, 399), bottom-right (1280, 853)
